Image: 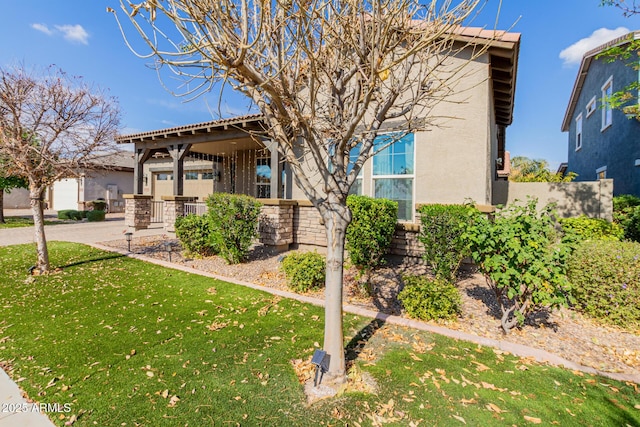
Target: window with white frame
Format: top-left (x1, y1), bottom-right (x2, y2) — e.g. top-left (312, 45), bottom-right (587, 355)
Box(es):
top-left (602, 77), bottom-right (613, 130)
top-left (586, 96), bottom-right (596, 117)
top-left (596, 165), bottom-right (607, 180)
top-left (575, 113), bottom-right (583, 151)
top-left (372, 133), bottom-right (414, 221)
top-left (256, 150), bottom-right (271, 198)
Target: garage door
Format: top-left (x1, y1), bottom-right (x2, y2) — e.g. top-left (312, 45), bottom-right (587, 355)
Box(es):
top-left (53, 178), bottom-right (79, 211)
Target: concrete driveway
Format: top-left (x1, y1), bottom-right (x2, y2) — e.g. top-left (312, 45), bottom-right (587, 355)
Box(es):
top-left (0, 211), bottom-right (167, 247)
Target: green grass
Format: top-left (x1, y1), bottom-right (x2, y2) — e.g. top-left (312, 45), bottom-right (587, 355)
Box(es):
top-left (0, 242), bottom-right (638, 426)
top-left (0, 216), bottom-right (57, 228)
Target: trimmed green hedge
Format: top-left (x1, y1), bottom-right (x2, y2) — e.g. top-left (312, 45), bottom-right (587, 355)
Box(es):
top-left (205, 193), bottom-right (262, 264)
top-left (346, 195), bottom-right (397, 271)
top-left (559, 216), bottom-right (624, 244)
top-left (57, 210), bottom-right (82, 220)
top-left (398, 275), bottom-right (461, 321)
top-left (86, 210), bottom-right (106, 222)
top-left (281, 251), bottom-right (326, 293)
top-left (567, 240), bottom-right (640, 329)
top-left (175, 214), bottom-right (218, 257)
top-left (418, 204), bottom-right (474, 281)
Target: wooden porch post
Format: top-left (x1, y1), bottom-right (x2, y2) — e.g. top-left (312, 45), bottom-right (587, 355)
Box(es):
top-left (134, 147), bottom-right (152, 194)
top-left (264, 139), bottom-right (282, 199)
top-left (168, 143), bottom-right (192, 196)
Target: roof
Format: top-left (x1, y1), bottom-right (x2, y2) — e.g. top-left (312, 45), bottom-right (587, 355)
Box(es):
top-left (116, 26), bottom-right (520, 142)
top-left (116, 114), bottom-right (264, 144)
top-left (418, 25), bottom-right (521, 126)
top-left (561, 30), bottom-right (640, 131)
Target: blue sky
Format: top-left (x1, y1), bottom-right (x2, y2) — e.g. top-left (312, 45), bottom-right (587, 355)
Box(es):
top-left (1, 1), bottom-right (638, 169)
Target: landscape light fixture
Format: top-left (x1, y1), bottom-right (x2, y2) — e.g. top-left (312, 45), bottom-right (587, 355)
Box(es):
top-left (124, 232), bottom-right (133, 252)
top-left (164, 241), bottom-right (173, 262)
top-left (311, 349), bottom-right (331, 387)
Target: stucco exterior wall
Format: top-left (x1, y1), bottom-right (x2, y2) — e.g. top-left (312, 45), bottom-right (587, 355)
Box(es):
top-left (566, 56), bottom-right (640, 196)
top-left (3, 188), bottom-right (30, 209)
top-left (81, 169), bottom-right (134, 212)
top-left (290, 51), bottom-right (496, 207)
top-left (492, 179), bottom-right (613, 220)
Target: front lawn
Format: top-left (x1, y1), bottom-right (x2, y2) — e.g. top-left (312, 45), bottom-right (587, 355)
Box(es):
top-left (0, 242), bottom-right (638, 426)
top-left (0, 216), bottom-right (57, 228)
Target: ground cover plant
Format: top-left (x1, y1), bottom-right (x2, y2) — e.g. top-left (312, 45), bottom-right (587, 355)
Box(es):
top-left (0, 242), bottom-right (638, 426)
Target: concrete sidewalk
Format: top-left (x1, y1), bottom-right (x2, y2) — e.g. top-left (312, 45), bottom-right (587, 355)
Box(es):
top-left (0, 213), bottom-right (168, 426)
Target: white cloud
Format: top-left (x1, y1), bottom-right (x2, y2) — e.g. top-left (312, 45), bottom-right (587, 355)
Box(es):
top-left (559, 27), bottom-right (630, 66)
top-left (31, 23), bottom-right (54, 36)
top-left (55, 24), bottom-right (89, 45)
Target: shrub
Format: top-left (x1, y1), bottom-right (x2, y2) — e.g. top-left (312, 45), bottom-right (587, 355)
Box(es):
top-left (346, 195), bottom-right (397, 271)
top-left (398, 276), bottom-right (461, 321)
top-left (86, 210), bottom-right (106, 222)
top-left (87, 199), bottom-right (107, 211)
top-left (613, 195), bottom-right (640, 242)
top-left (567, 240), bottom-right (640, 329)
top-left (559, 216), bottom-right (624, 244)
top-left (418, 204), bottom-right (474, 281)
top-left (57, 210), bottom-right (82, 220)
top-left (465, 198), bottom-right (572, 333)
top-left (174, 214), bottom-right (218, 257)
top-left (205, 193), bottom-right (262, 264)
top-left (281, 251), bottom-right (326, 293)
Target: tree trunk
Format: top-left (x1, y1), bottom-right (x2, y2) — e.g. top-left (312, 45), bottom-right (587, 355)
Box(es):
top-left (320, 200), bottom-right (351, 385)
top-left (0, 190), bottom-right (4, 223)
top-left (29, 186), bottom-right (49, 273)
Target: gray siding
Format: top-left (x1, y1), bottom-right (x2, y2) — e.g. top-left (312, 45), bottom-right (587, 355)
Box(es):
top-left (566, 55), bottom-right (640, 196)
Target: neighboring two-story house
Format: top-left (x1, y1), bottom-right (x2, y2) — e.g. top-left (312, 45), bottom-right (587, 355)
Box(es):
top-left (562, 31), bottom-right (640, 196)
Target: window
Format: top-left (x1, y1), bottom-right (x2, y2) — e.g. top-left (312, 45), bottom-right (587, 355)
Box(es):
top-left (575, 113), bottom-right (583, 151)
top-left (373, 133), bottom-right (414, 221)
top-left (185, 172), bottom-right (199, 180)
top-left (602, 77), bottom-right (613, 130)
top-left (586, 96), bottom-right (596, 117)
top-left (348, 144), bottom-right (363, 196)
top-left (596, 166), bottom-right (607, 180)
top-left (202, 172), bottom-right (214, 180)
top-left (256, 150), bottom-right (271, 198)
top-left (156, 173), bottom-right (172, 181)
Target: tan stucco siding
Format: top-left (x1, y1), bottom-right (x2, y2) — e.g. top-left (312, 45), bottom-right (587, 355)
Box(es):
top-left (413, 53), bottom-right (494, 205)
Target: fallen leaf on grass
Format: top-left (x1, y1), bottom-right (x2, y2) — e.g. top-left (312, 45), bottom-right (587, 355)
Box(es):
top-left (452, 415), bottom-right (466, 424)
top-left (486, 403), bottom-right (506, 413)
top-left (471, 361), bottom-right (490, 372)
top-left (207, 321), bottom-right (228, 331)
top-left (524, 415), bottom-right (542, 424)
top-left (168, 395), bottom-right (180, 407)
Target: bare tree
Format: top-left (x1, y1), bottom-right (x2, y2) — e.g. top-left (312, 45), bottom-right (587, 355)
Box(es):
top-left (112, 0), bottom-right (498, 383)
top-left (0, 64), bottom-right (121, 273)
top-left (601, 0), bottom-right (640, 16)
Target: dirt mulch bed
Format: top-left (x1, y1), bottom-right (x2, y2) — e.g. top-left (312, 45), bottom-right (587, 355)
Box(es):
top-left (101, 236), bottom-right (640, 379)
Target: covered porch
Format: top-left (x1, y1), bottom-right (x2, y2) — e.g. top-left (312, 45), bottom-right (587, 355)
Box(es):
top-left (117, 114), bottom-right (292, 202)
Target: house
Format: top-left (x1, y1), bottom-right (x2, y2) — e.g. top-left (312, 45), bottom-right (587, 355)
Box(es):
top-left (2, 153), bottom-right (135, 212)
top-left (562, 30), bottom-right (640, 197)
top-left (118, 28), bottom-right (520, 251)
